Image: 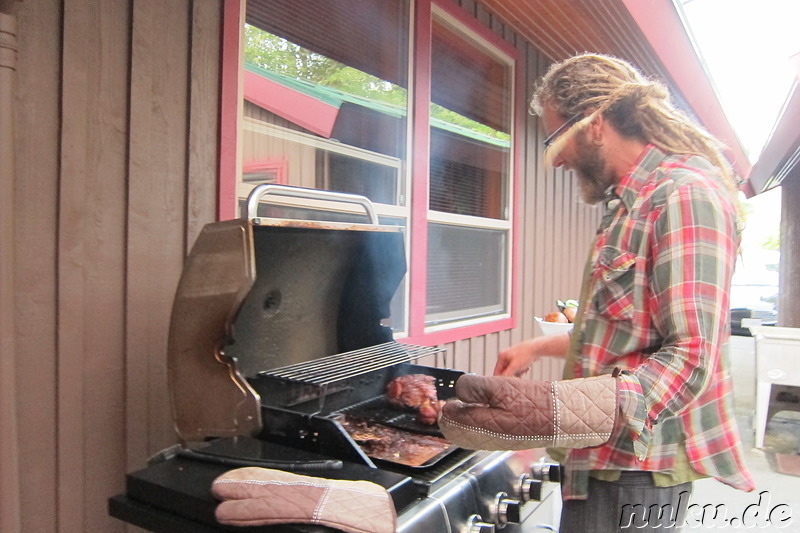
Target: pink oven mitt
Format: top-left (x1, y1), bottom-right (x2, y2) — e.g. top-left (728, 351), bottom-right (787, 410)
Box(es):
top-left (211, 467), bottom-right (396, 533)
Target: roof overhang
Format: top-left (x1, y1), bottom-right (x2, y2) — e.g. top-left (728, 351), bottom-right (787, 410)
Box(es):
top-left (747, 52), bottom-right (800, 194)
top-left (243, 68), bottom-right (340, 138)
top-left (477, 0), bottom-right (751, 182)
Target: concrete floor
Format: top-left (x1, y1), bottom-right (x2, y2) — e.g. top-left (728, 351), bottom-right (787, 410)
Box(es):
top-left (689, 335), bottom-right (800, 531)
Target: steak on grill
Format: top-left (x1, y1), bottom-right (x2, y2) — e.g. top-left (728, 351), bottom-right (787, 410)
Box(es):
top-left (386, 374), bottom-right (442, 425)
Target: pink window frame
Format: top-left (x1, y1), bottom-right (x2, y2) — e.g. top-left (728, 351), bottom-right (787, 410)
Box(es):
top-left (217, 0), bottom-right (522, 345)
top-left (404, 0), bottom-right (522, 345)
top-left (218, 0), bottom-right (242, 221)
top-left (242, 159), bottom-right (288, 184)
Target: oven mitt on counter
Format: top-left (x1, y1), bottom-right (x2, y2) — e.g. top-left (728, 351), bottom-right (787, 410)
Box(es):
top-left (211, 467), bottom-right (396, 533)
top-left (439, 374), bottom-right (618, 450)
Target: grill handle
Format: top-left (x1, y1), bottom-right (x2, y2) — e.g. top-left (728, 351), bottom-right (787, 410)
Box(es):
top-left (246, 184), bottom-right (379, 224)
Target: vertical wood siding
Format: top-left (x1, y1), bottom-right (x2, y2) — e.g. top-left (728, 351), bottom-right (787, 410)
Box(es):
top-left (58, 3), bottom-right (131, 530)
top-left (11, 0), bottom-right (222, 531)
top-left (6, 0), bottom-right (598, 530)
top-left (13, 1), bottom-right (61, 531)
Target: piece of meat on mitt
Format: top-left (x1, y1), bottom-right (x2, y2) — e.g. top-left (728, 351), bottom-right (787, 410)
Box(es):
top-left (386, 374), bottom-right (443, 425)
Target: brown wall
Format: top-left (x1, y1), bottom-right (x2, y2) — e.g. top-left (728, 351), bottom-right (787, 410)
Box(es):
top-left (5, 0), bottom-right (222, 531)
top-left (1, 0), bottom-right (598, 531)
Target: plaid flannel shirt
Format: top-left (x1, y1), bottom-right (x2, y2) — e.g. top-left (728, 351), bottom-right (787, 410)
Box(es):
top-left (560, 145), bottom-right (755, 499)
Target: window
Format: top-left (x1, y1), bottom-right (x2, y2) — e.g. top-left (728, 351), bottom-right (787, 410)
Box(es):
top-left (242, 159), bottom-right (287, 184)
top-left (425, 8), bottom-right (514, 331)
top-left (238, 0), bottom-right (411, 334)
top-left (228, 0), bottom-right (517, 342)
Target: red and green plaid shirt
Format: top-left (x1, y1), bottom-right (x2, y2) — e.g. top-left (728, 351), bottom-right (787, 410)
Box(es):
top-left (561, 145), bottom-right (755, 499)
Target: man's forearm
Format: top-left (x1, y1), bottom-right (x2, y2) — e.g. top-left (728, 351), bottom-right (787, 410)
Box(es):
top-left (538, 331), bottom-right (571, 359)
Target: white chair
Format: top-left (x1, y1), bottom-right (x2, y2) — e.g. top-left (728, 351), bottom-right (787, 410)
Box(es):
top-left (752, 326), bottom-right (800, 449)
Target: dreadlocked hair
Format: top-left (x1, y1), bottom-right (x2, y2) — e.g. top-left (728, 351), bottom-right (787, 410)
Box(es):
top-left (530, 53), bottom-right (742, 200)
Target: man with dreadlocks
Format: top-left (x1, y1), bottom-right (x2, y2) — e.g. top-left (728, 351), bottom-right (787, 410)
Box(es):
top-left (438, 53), bottom-right (755, 531)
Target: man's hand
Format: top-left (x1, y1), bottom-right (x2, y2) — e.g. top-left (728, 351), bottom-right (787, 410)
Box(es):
top-left (494, 339), bottom-right (538, 377)
top-left (494, 332), bottom-right (571, 377)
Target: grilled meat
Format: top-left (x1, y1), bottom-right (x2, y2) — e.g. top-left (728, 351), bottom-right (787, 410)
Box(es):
top-left (337, 415), bottom-right (450, 467)
top-left (386, 374), bottom-right (442, 425)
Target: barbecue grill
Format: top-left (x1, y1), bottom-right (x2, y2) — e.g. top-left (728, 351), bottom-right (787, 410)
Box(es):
top-left (109, 185), bottom-right (561, 532)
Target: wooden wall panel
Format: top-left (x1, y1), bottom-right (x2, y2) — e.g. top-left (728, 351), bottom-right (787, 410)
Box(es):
top-left (0, 9), bottom-right (21, 530)
top-left (59, 2), bottom-right (131, 530)
top-left (126, 0), bottom-right (193, 471)
top-left (469, 335), bottom-right (486, 374)
top-left (12, 1), bottom-right (61, 531)
top-left (187, 0), bottom-right (224, 250)
top-left (10, 0), bottom-right (221, 530)
top-left (527, 44), bottom-right (549, 380)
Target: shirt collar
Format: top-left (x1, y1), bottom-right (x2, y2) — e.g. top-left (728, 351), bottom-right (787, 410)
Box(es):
top-left (613, 144), bottom-right (668, 212)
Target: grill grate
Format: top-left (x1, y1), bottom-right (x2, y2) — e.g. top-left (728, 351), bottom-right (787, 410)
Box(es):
top-left (259, 342), bottom-right (443, 386)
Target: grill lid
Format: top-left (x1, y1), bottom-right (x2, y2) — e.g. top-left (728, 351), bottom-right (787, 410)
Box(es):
top-left (168, 186), bottom-right (407, 442)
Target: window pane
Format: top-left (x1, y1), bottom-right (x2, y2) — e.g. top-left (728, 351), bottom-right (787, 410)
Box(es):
top-left (429, 15), bottom-right (512, 220)
top-left (426, 224), bottom-right (507, 326)
top-left (247, 0), bottom-right (408, 89)
top-left (242, 0), bottom-right (409, 207)
top-left (429, 128), bottom-right (508, 218)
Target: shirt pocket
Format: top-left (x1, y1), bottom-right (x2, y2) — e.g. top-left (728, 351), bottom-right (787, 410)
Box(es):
top-left (592, 247), bottom-right (637, 321)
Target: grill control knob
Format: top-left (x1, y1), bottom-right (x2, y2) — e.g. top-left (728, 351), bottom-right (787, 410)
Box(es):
top-left (494, 492), bottom-right (522, 526)
top-left (518, 474), bottom-right (543, 502)
top-left (467, 514), bottom-right (496, 533)
top-left (530, 458), bottom-right (561, 483)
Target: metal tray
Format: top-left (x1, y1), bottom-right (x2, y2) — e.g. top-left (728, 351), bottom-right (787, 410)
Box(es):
top-left (332, 413), bottom-right (458, 469)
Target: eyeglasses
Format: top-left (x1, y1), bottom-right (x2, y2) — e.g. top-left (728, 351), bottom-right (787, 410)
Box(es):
top-left (542, 112), bottom-right (583, 148)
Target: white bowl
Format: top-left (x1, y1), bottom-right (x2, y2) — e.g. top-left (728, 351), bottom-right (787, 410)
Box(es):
top-left (534, 316), bottom-right (574, 336)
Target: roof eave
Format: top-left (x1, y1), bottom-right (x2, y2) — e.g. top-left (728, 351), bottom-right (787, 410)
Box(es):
top-left (477, 0), bottom-right (751, 182)
top-left (747, 79), bottom-right (800, 194)
top-left (620, 0), bottom-right (751, 181)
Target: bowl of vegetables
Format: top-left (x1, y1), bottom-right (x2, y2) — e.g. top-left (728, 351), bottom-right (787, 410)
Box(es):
top-left (534, 299), bottom-right (579, 336)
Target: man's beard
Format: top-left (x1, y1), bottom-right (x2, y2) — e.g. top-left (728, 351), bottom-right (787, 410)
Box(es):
top-left (573, 132), bottom-right (617, 204)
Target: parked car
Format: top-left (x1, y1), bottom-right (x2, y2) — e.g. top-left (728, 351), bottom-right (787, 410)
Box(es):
top-left (729, 284), bottom-right (778, 336)
top-left (730, 307), bottom-right (778, 336)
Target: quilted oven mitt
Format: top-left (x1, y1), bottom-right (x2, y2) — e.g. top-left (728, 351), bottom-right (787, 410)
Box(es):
top-left (211, 467), bottom-right (396, 533)
top-left (439, 374), bottom-right (618, 450)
